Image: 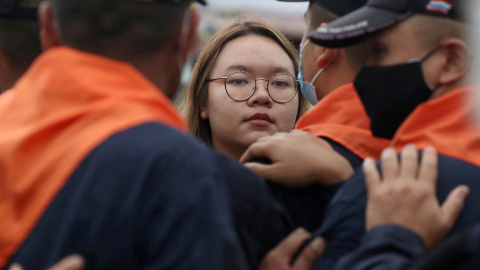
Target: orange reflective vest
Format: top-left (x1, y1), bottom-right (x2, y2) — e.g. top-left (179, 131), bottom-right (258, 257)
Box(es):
top-left (0, 47), bottom-right (185, 267)
top-left (296, 83), bottom-right (390, 160)
top-left (392, 86), bottom-right (480, 167)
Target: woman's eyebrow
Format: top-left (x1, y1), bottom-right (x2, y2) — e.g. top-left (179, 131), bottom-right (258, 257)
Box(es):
top-left (272, 67), bottom-right (294, 75)
top-left (224, 65), bottom-right (294, 75)
top-left (225, 65), bottom-right (249, 73)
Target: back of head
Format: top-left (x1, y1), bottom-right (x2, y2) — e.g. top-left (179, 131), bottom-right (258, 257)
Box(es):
top-left (303, 0), bottom-right (367, 32)
top-left (51, 0), bottom-right (190, 60)
top-left (0, 0), bottom-right (42, 92)
top-left (306, 0), bottom-right (369, 72)
top-left (178, 15), bottom-right (308, 145)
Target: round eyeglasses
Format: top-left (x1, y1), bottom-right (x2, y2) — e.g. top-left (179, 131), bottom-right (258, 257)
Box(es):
top-left (208, 71), bottom-right (298, 103)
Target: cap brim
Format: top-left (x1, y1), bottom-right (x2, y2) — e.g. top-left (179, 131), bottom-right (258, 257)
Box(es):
top-left (308, 5), bottom-right (409, 48)
top-left (195, 0), bottom-right (207, 5)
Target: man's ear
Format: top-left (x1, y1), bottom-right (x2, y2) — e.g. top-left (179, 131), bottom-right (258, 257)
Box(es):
top-left (176, 7), bottom-right (199, 63)
top-left (312, 22), bottom-right (337, 69)
top-left (438, 38), bottom-right (471, 85)
top-left (185, 8), bottom-right (199, 57)
top-left (38, 1), bottom-right (62, 51)
top-left (315, 47), bottom-right (337, 69)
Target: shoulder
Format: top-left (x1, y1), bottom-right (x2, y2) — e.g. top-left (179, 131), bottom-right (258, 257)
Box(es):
top-left (89, 122), bottom-right (219, 171)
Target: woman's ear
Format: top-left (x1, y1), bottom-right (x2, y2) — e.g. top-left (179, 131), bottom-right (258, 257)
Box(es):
top-left (200, 107), bottom-right (208, 119)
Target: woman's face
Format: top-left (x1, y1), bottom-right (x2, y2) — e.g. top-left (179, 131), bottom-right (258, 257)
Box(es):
top-left (202, 34), bottom-right (300, 159)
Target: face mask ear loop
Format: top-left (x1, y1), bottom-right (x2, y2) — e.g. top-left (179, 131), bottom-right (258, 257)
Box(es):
top-left (310, 48), bottom-right (337, 84)
top-left (420, 45), bottom-right (444, 91)
top-left (300, 39), bottom-right (311, 54)
top-left (420, 45), bottom-right (442, 63)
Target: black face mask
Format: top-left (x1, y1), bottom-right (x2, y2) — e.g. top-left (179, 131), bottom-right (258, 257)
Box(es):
top-left (354, 48), bottom-right (439, 139)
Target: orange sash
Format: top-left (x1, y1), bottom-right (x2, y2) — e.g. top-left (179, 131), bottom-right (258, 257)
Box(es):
top-left (392, 86), bottom-right (480, 167)
top-left (0, 47), bottom-right (185, 267)
top-left (295, 83), bottom-right (390, 160)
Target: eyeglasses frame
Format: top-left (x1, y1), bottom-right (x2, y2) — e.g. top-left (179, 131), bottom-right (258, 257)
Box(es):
top-left (207, 71), bottom-right (299, 103)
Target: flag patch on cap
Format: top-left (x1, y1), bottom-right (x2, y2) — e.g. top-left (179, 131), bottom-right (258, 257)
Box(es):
top-left (426, 0), bottom-right (453, 15)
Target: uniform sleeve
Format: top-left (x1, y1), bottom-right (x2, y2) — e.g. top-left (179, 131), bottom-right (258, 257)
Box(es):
top-left (334, 225), bottom-right (426, 270)
top-left (218, 154), bottom-right (293, 269)
top-left (268, 182), bottom-right (343, 232)
top-left (311, 167), bottom-right (368, 270)
top-left (137, 152), bottom-right (250, 270)
top-left (323, 137), bottom-right (363, 169)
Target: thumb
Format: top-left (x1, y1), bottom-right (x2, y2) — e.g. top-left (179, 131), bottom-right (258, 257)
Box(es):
top-left (47, 255), bottom-right (85, 270)
top-left (441, 185), bottom-right (469, 229)
top-left (244, 162), bottom-right (276, 180)
top-left (9, 264), bottom-right (23, 270)
top-left (293, 237), bottom-right (325, 269)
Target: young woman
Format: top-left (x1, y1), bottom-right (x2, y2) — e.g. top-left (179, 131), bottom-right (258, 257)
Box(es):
top-left (178, 16), bottom-right (308, 160)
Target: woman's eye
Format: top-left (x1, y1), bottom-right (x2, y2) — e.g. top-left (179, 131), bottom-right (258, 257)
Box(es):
top-left (231, 79), bottom-right (246, 85)
top-left (271, 81), bottom-right (289, 88)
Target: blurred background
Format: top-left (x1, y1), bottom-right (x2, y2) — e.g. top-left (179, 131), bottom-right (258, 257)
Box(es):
top-left (195, 0), bottom-right (308, 49)
top-left (178, 0), bottom-right (309, 89)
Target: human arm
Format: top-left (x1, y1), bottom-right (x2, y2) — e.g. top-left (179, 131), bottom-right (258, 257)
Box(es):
top-left (240, 130), bottom-right (354, 188)
top-left (9, 255), bottom-right (85, 270)
top-left (260, 228), bottom-right (325, 270)
top-left (334, 145), bottom-right (469, 270)
top-left (20, 229), bottom-right (323, 270)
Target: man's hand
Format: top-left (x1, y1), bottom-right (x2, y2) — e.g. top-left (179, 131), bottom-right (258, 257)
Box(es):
top-left (260, 228), bottom-right (325, 270)
top-left (364, 144), bottom-right (469, 250)
top-left (9, 255), bottom-right (84, 270)
top-left (240, 130), bottom-right (354, 187)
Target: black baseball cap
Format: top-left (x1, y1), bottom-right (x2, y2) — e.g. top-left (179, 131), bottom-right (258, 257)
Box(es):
top-left (308, 0), bottom-right (464, 48)
top-left (0, 0), bottom-right (37, 20)
top-left (276, 0), bottom-right (367, 16)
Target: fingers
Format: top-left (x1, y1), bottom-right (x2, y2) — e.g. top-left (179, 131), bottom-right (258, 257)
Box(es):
top-left (418, 147), bottom-right (438, 185)
top-left (440, 185), bottom-right (470, 230)
top-left (240, 141), bottom-right (270, 163)
top-left (399, 144), bottom-right (418, 180)
top-left (293, 237), bottom-right (325, 269)
top-left (244, 162), bottom-right (275, 180)
top-left (380, 147), bottom-right (399, 180)
top-left (272, 228), bottom-right (312, 258)
top-left (47, 255), bottom-right (85, 270)
top-left (9, 264), bottom-right (23, 270)
top-left (363, 157), bottom-right (381, 190)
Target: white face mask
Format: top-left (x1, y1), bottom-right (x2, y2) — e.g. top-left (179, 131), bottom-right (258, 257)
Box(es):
top-left (298, 39), bottom-right (337, 105)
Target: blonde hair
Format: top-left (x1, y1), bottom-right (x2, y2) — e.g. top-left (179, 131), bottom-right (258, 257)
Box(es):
top-left (177, 15), bottom-right (309, 146)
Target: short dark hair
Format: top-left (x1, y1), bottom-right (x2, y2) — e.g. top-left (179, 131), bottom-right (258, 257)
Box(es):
top-left (307, 2), bottom-right (367, 71)
top-left (0, 0), bottom-right (42, 83)
top-left (52, 0), bottom-right (189, 58)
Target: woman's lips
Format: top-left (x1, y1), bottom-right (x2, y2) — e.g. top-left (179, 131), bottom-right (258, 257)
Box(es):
top-left (247, 113), bottom-right (272, 126)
